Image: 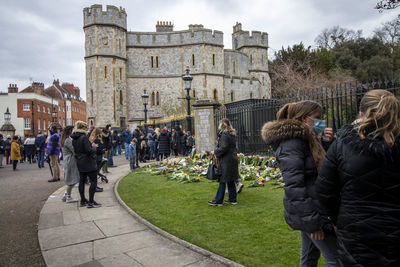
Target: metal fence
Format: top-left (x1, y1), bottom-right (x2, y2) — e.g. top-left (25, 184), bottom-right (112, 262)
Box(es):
top-left (215, 78), bottom-right (400, 154)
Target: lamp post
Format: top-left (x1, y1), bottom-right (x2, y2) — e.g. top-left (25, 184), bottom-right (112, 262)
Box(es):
top-left (4, 107), bottom-right (11, 124)
top-left (182, 67), bottom-right (193, 133)
top-left (52, 106), bottom-right (58, 123)
top-left (141, 89), bottom-right (149, 133)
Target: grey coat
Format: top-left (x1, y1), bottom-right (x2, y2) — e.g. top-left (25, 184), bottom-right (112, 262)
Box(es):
top-left (62, 137), bottom-right (80, 185)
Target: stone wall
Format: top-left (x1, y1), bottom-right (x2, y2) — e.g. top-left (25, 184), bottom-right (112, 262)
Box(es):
top-left (193, 100), bottom-right (220, 153)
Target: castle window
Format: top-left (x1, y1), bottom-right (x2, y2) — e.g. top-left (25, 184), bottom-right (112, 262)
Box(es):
top-left (23, 103), bottom-right (30, 111)
top-left (156, 91), bottom-right (160, 105)
top-left (151, 56), bottom-right (159, 68)
top-left (250, 92), bottom-right (253, 99)
top-left (230, 91), bottom-right (234, 102)
top-left (233, 61), bottom-right (236, 74)
top-left (104, 66), bottom-right (108, 80)
top-left (262, 76), bottom-right (265, 85)
top-left (151, 91), bottom-right (155, 106)
top-left (212, 54), bottom-right (216, 66)
top-left (119, 39), bottom-right (122, 51)
top-left (91, 89), bottom-right (93, 105)
top-left (213, 89), bottom-right (218, 100)
top-left (192, 54), bottom-right (195, 66)
top-left (261, 55), bottom-right (264, 65)
top-left (119, 67), bottom-right (123, 81)
top-left (120, 90), bottom-right (123, 105)
top-left (250, 54), bottom-right (253, 64)
top-left (89, 66), bottom-right (92, 81)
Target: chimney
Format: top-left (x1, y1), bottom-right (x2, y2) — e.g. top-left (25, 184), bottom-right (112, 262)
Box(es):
top-left (8, 84), bottom-right (18, 93)
top-left (156, 21), bottom-right (174, 32)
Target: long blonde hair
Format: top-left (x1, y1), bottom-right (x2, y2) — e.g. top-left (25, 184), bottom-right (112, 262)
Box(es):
top-left (89, 128), bottom-right (103, 143)
top-left (358, 89), bottom-right (400, 147)
top-left (218, 118), bottom-right (236, 136)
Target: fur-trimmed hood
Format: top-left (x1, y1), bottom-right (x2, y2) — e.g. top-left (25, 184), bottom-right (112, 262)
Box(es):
top-left (261, 119), bottom-right (313, 149)
top-left (338, 124), bottom-right (400, 162)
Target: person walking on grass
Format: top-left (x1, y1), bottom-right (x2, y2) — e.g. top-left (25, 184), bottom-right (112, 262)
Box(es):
top-left (208, 118), bottom-right (240, 206)
top-left (71, 121), bottom-right (101, 208)
top-left (127, 138), bottom-right (137, 171)
top-left (60, 126), bottom-right (79, 203)
top-left (316, 89), bottom-right (400, 266)
top-left (261, 100), bottom-right (337, 267)
top-left (47, 125), bottom-right (61, 182)
top-left (11, 135), bottom-right (21, 171)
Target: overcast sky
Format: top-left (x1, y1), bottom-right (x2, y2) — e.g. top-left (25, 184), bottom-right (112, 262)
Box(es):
top-left (0, 0), bottom-right (397, 101)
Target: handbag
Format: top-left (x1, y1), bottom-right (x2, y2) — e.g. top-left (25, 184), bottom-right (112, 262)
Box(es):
top-left (206, 160), bottom-right (221, 180)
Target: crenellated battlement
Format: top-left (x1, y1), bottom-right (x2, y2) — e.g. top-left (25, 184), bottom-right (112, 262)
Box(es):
top-left (232, 22), bottom-right (268, 49)
top-left (127, 25), bottom-right (223, 47)
top-left (83, 4), bottom-right (127, 30)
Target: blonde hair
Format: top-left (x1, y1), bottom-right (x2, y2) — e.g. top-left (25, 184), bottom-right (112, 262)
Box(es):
top-left (218, 118), bottom-right (236, 136)
top-left (154, 127), bottom-right (161, 137)
top-left (277, 100), bottom-right (322, 121)
top-left (358, 89), bottom-right (400, 147)
top-left (75, 120), bottom-right (88, 130)
top-left (89, 128), bottom-right (103, 143)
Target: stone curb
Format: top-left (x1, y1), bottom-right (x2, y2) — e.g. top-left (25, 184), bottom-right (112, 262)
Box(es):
top-left (114, 173), bottom-right (245, 267)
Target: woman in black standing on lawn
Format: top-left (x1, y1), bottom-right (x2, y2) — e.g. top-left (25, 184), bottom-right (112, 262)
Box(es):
top-left (208, 118), bottom-right (239, 206)
top-left (70, 121), bottom-right (101, 208)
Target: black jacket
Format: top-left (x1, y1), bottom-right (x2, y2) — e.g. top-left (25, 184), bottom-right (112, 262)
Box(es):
top-left (316, 124), bottom-right (400, 266)
top-left (70, 130), bottom-right (97, 173)
top-left (262, 119), bottom-right (331, 234)
top-left (214, 132), bottom-right (239, 183)
top-left (158, 132), bottom-right (171, 154)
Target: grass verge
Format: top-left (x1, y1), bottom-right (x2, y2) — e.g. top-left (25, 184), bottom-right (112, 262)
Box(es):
top-left (118, 171), bottom-right (324, 267)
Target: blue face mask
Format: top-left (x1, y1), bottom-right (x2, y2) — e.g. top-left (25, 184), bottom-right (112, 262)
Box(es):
top-left (312, 119), bottom-right (326, 135)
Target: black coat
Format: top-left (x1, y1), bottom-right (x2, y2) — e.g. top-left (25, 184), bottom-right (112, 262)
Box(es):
top-left (93, 138), bottom-right (105, 165)
top-left (158, 132), bottom-right (171, 154)
top-left (316, 124), bottom-right (400, 266)
top-left (214, 132), bottom-right (239, 183)
top-left (261, 119), bottom-right (332, 234)
top-left (70, 130), bottom-right (98, 173)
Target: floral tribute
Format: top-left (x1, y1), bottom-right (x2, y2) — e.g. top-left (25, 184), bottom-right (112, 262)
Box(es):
top-left (135, 152), bottom-right (284, 188)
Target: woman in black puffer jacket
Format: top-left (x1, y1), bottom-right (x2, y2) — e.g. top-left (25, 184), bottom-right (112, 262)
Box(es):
top-left (262, 100), bottom-right (338, 267)
top-left (316, 89), bottom-right (400, 267)
top-left (208, 118), bottom-right (239, 206)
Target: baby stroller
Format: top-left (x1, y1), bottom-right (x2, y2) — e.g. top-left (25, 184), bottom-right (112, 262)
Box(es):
top-left (98, 158), bottom-right (109, 183)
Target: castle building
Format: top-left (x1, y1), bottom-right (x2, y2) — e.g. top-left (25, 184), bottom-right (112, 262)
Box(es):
top-left (83, 4), bottom-right (271, 128)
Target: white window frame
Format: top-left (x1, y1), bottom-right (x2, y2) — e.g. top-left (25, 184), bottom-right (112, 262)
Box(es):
top-left (37, 105), bottom-right (40, 112)
top-left (24, 118), bottom-right (31, 129)
top-left (23, 104), bottom-right (30, 111)
top-left (47, 107), bottom-right (50, 114)
top-left (43, 106), bottom-right (45, 112)
top-left (38, 119), bottom-right (41, 130)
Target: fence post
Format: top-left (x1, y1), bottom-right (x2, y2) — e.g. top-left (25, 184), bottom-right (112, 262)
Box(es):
top-left (192, 100), bottom-right (221, 154)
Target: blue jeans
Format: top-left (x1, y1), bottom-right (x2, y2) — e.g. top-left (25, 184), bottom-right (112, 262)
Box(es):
top-left (130, 156), bottom-right (136, 171)
top-left (300, 231), bottom-right (338, 267)
top-left (37, 149), bottom-right (45, 167)
top-left (117, 144), bottom-right (122, 155)
top-left (214, 181), bottom-right (237, 204)
top-left (108, 150), bottom-right (114, 166)
top-left (111, 146), bottom-right (117, 156)
top-left (148, 140), bottom-right (155, 159)
top-left (124, 143), bottom-right (130, 159)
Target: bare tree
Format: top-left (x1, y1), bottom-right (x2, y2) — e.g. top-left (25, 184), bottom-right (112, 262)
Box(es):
top-left (315, 26), bottom-right (362, 49)
top-left (375, 0), bottom-right (400, 11)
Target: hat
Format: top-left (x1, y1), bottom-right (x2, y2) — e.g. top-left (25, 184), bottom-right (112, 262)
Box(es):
top-left (75, 120), bottom-right (88, 130)
top-left (162, 128), bottom-right (167, 132)
top-left (148, 126), bottom-right (152, 129)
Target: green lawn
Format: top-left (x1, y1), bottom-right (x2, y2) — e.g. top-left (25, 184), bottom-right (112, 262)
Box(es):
top-left (118, 171), bottom-right (324, 267)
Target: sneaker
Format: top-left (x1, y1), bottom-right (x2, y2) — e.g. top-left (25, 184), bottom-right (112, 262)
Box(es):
top-left (80, 200), bottom-right (89, 207)
top-left (66, 195), bottom-right (79, 203)
top-left (95, 186), bottom-right (103, 192)
top-left (62, 192), bottom-right (67, 202)
top-left (48, 179), bottom-right (59, 182)
top-left (87, 201), bottom-right (102, 208)
top-left (208, 201), bottom-right (222, 207)
top-left (237, 183), bottom-right (244, 194)
top-left (224, 200), bottom-right (238, 205)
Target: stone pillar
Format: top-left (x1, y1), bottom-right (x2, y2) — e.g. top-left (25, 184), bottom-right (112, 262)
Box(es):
top-left (193, 100), bottom-right (220, 153)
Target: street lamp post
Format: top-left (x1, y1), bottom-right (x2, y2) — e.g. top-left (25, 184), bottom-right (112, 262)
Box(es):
top-left (52, 106), bottom-right (58, 123)
top-left (141, 89), bottom-right (149, 133)
top-left (182, 67), bottom-right (193, 133)
top-left (4, 107), bottom-right (11, 124)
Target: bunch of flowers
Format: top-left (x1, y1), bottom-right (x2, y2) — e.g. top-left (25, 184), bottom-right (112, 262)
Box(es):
top-left (248, 176), bottom-right (269, 187)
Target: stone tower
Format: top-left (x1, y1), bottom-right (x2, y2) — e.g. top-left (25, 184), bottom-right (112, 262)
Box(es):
top-left (232, 22), bottom-right (271, 98)
top-left (83, 5), bottom-right (128, 127)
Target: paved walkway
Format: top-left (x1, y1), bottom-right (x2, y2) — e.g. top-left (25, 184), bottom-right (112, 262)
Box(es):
top-left (38, 162), bottom-right (243, 267)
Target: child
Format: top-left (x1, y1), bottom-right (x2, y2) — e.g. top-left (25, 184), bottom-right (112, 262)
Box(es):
top-left (10, 135), bottom-right (21, 171)
top-left (128, 138), bottom-right (137, 171)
